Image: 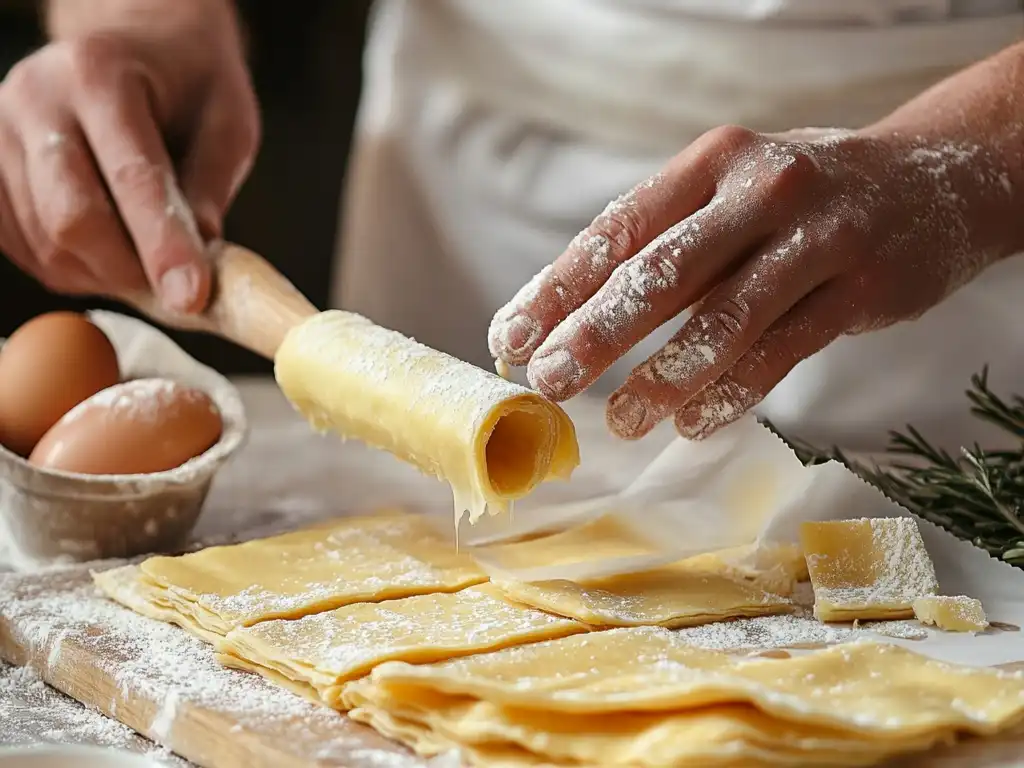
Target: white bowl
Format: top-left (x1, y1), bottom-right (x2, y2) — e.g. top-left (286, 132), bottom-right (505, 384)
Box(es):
top-left (0, 311), bottom-right (248, 570)
top-left (0, 745), bottom-right (164, 767)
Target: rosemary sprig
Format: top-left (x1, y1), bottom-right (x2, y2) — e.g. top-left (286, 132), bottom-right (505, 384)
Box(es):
top-left (767, 367), bottom-right (1024, 568)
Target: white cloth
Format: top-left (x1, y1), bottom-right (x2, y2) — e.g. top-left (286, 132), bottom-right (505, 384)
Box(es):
top-left (334, 0), bottom-right (1024, 452)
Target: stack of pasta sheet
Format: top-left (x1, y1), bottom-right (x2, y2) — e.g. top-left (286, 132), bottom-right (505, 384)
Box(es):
top-left (95, 509), bottom-right (1024, 767)
top-left (341, 628), bottom-right (1024, 767)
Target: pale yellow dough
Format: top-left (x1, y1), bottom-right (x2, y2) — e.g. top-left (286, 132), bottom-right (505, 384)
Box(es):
top-left (93, 564), bottom-right (224, 646)
top-left (95, 509), bottom-right (1024, 768)
top-left (914, 595), bottom-right (989, 632)
top-left (349, 629), bottom-right (1024, 725)
top-left (97, 511), bottom-right (486, 638)
top-left (274, 310), bottom-right (580, 524)
top-left (801, 517), bottom-right (938, 621)
top-left (346, 686), bottom-right (945, 768)
top-left (478, 516), bottom-right (801, 627)
top-left (216, 584), bottom-right (586, 708)
top-left (343, 630), bottom-right (1024, 767)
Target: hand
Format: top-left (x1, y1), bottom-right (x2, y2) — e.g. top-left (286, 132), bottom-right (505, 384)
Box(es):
top-left (488, 125), bottom-right (1019, 440)
top-left (0, 9), bottom-right (259, 312)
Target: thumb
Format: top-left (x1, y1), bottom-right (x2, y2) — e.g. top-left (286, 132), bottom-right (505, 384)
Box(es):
top-left (179, 87), bottom-right (260, 240)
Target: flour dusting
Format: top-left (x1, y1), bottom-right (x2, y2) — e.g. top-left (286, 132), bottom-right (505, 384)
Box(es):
top-left (0, 566), bottom-right (423, 767)
top-left (60, 378), bottom-right (215, 426)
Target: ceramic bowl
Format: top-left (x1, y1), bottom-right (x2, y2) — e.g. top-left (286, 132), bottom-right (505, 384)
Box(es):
top-left (0, 311), bottom-right (248, 570)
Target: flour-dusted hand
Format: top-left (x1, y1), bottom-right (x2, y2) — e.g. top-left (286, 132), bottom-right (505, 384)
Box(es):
top-left (488, 43), bottom-right (1024, 441)
top-left (0, 0), bottom-right (259, 313)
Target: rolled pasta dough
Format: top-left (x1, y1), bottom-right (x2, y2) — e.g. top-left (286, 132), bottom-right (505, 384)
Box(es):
top-left (274, 311), bottom-right (579, 524)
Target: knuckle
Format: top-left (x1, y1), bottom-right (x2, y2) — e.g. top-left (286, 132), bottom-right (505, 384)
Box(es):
top-left (1, 57), bottom-right (39, 99)
top-left (702, 297), bottom-right (754, 343)
top-left (35, 243), bottom-right (68, 270)
top-left (110, 157), bottom-right (162, 194)
top-left (765, 148), bottom-right (820, 197)
top-left (41, 195), bottom-right (106, 250)
top-left (63, 36), bottom-right (116, 76)
top-left (34, 249), bottom-right (95, 295)
top-left (702, 124), bottom-right (758, 153)
top-left (593, 205), bottom-right (647, 255)
top-left (62, 36), bottom-right (135, 96)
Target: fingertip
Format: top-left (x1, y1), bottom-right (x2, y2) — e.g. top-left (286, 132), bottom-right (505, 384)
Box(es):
top-left (673, 379), bottom-right (753, 440)
top-left (674, 406), bottom-right (710, 441)
top-left (488, 312), bottom-right (542, 366)
top-left (526, 347), bottom-right (580, 401)
top-left (606, 389), bottom-right (654, 440)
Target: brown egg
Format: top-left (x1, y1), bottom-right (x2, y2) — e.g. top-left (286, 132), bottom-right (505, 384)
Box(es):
top-left (0, 312), bottom-right (121, 456)
top-left (28, 378), bottom-right (224, 475)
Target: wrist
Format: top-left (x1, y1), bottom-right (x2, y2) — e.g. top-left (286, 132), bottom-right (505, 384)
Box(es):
top-left (859, 42), bottom-right (1024, 260)
top-left (858, 122), bottom-right (1024, 264)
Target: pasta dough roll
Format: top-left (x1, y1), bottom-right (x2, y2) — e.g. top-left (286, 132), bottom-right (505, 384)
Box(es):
top-left (274, 311), bottom-right (580, 523)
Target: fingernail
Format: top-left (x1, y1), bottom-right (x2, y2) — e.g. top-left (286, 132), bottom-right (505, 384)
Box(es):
top-left (504, 315), bottom-right (541, 354)
top-left (674, 389), bottom-right (746, 441)
top-left (606, 391), bottom-right (648, 438)
top-left (489, 313), bottom-right (542, 365)
top-left (528, 348), bottom-right (579, 400)
top-left (160, 264), bottom-right (202, 313)
top-left (674, 406), bottom-right (709, 440)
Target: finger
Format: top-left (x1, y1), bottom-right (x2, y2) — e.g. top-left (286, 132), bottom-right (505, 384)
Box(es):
top-left (488, 133), bottom-right (734, 367)
top-left (526, 189), bottom-right (782, 402)
top-left (21, 125), bottom-right (147, 294)
top-left (672, 284), bottom-right (849, 440)
top-left (73, 66), bottom-right (211, 313)
top-left (179, 81), bottom-right (260, 239)
top-left (0, 173), bottom-right (39, 280)
top-left (0, 121), bottom-right (36, 275)
top-left (605, 228), bottom-right (835, 438)
top-left (0, 125), bottom-right (93, 294)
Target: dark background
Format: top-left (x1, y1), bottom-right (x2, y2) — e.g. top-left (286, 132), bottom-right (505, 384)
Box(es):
top-left (0, 0), bottom-right (373, 374)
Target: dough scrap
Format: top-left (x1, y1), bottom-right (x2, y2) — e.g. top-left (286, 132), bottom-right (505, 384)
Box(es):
top-left (801, 518), bottom-right (938, 621)
top-left (216, 584), bottom-right (585, 707)
top-left (478, 516), bottom-right (800, 627)
top-left (348, 628), bottom-right (1024, 731)
top-left (99, 511), bottom-right (486, 638)
top-left (346, 685), bottom-right (945, 768)
top-left (274, 310), bottom-right (579, 525)
top-left (913, 595), bottom-right (989, 632)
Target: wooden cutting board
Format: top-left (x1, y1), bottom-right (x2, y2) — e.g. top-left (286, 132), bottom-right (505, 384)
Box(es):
top-left (3, 561), bottom-right (1024, 768)
top-left (0, 561), bottom-right (426, 768)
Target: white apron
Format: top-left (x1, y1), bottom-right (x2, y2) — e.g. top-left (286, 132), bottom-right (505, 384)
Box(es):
top-left (334, 0), bottom-right (1024, 452)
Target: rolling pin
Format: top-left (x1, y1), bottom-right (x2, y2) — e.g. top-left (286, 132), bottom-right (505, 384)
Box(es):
top-left (115, 240), bottom-right (319, 360)
top-left (111, 240), bottom-right (580, 524)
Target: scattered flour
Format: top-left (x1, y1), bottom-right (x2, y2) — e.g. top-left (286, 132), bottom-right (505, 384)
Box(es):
top-left (0, 661), bottom-right (184, 765)
top-left (0, 566), bottom-right (426, 768)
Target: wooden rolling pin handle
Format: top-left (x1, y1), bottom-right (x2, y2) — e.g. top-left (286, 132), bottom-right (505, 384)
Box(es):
top-left (115, 241), bottom-right (319, 360)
